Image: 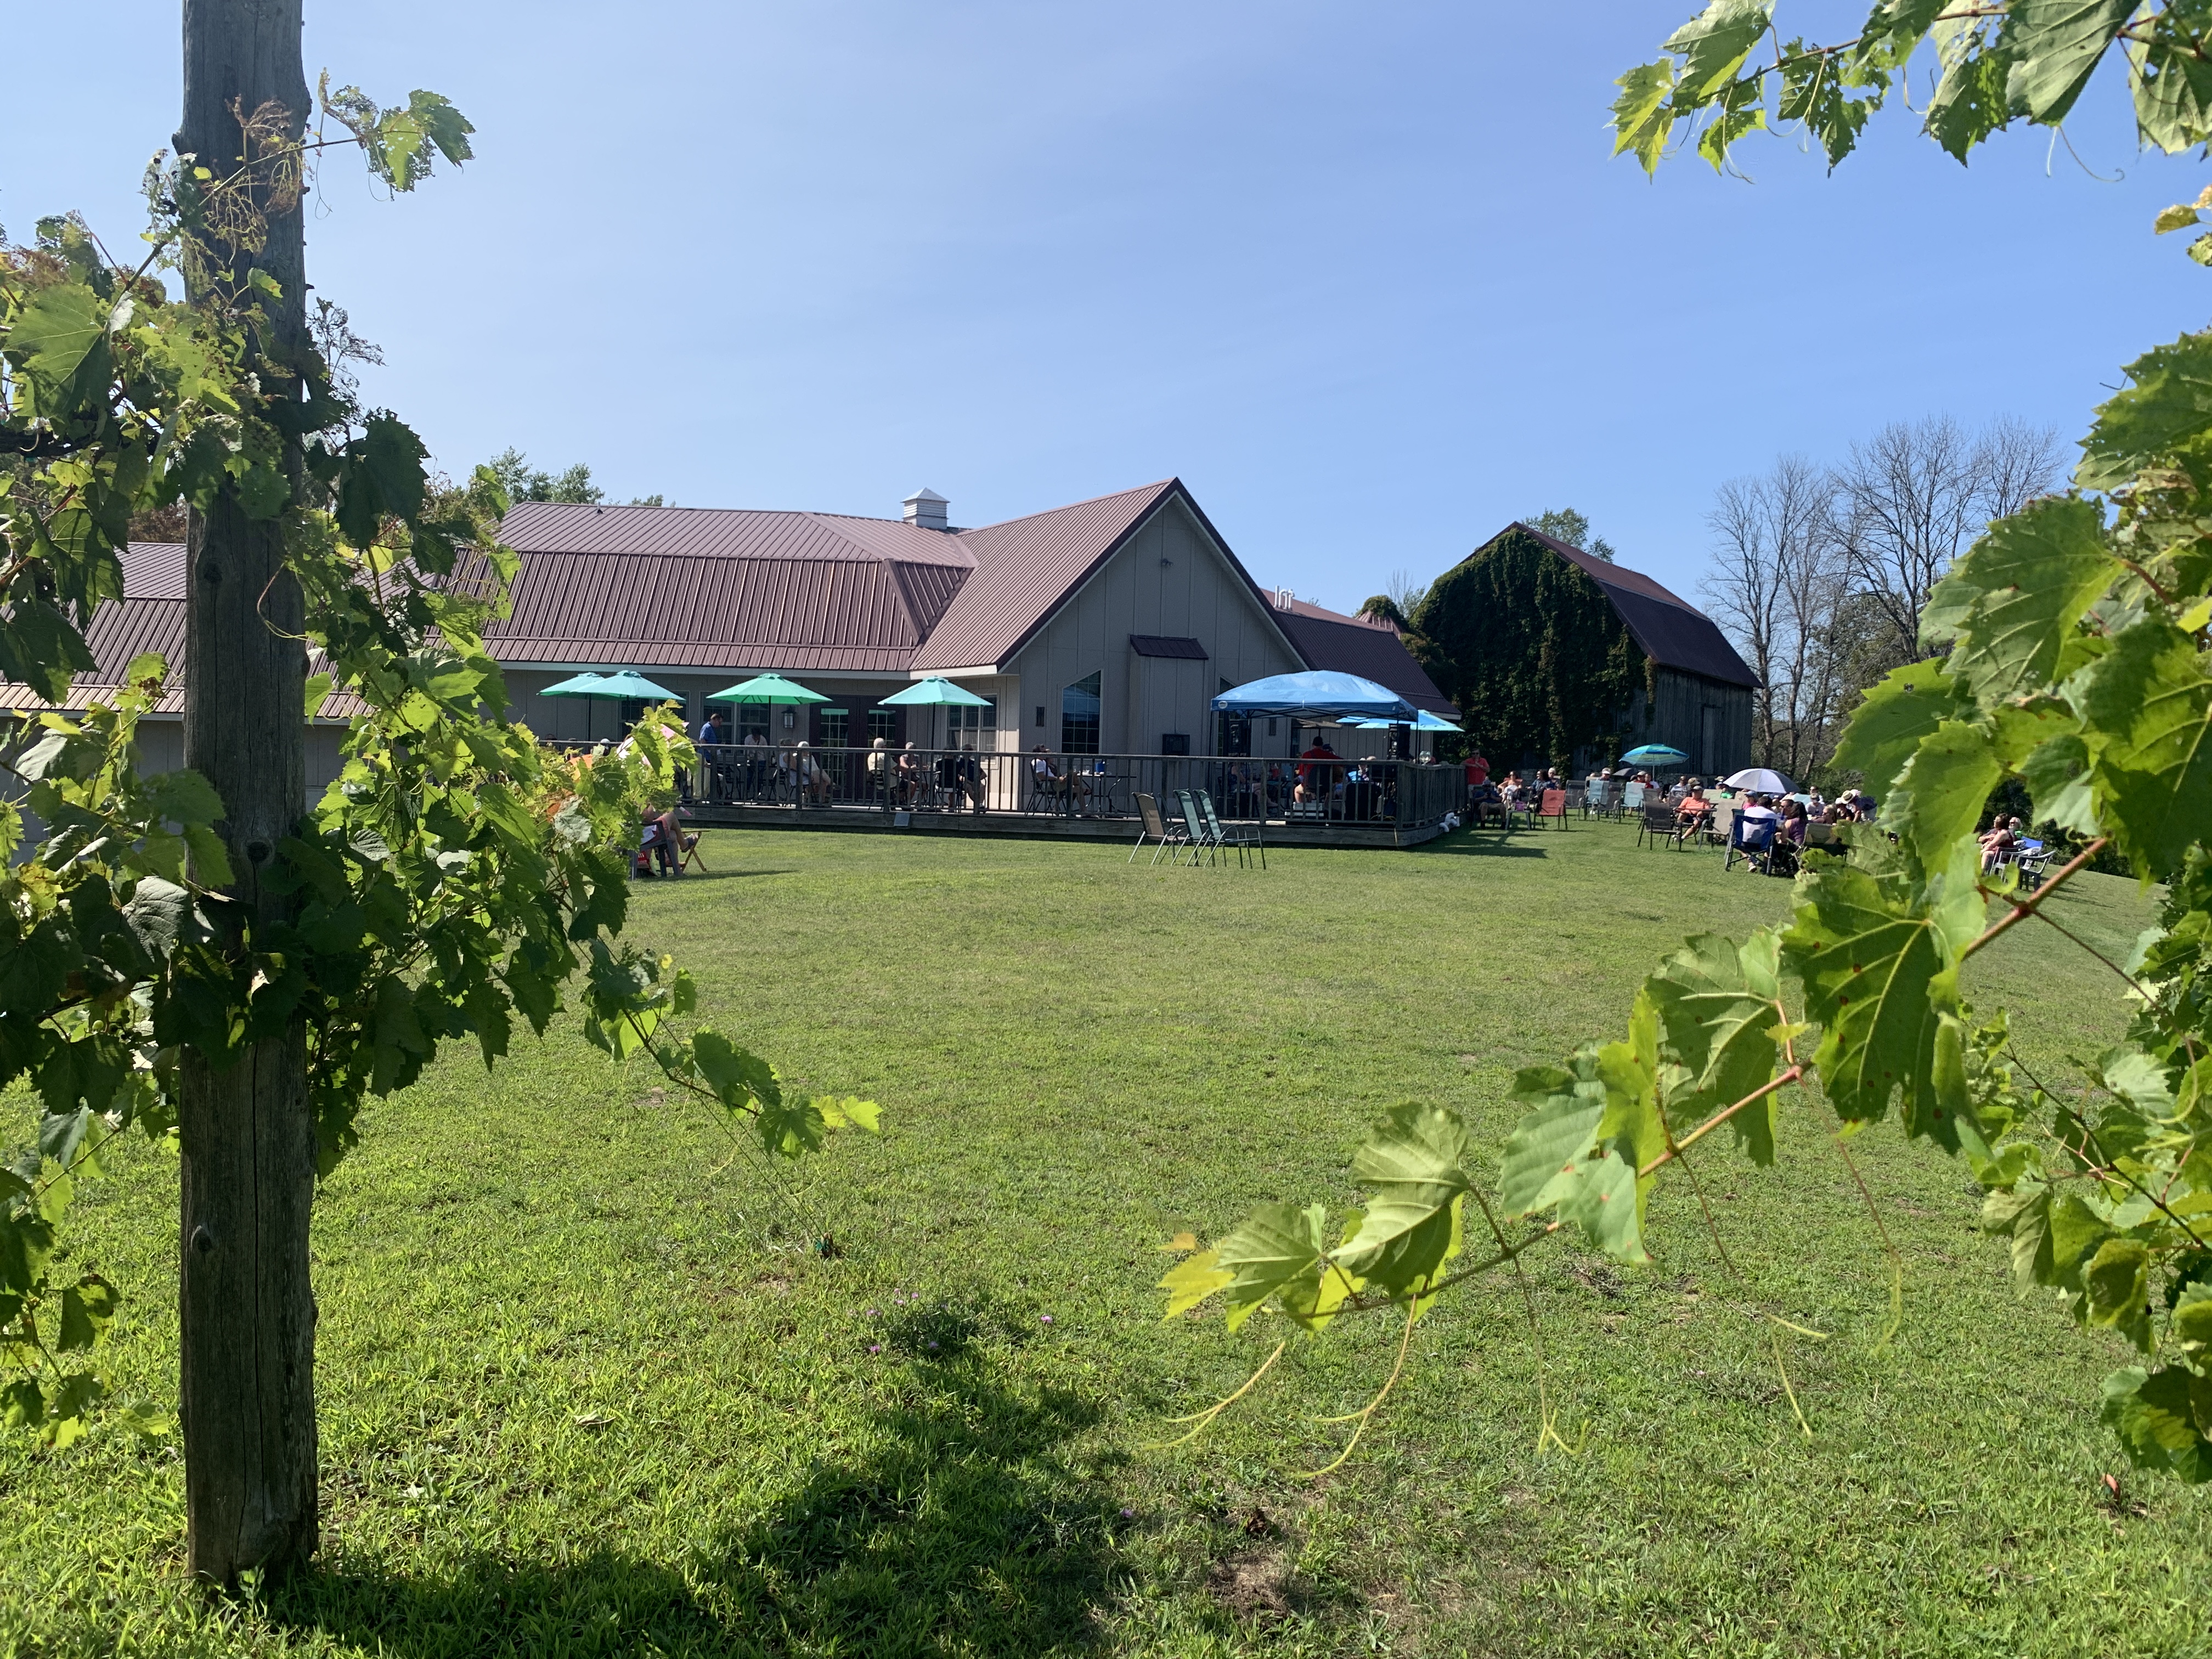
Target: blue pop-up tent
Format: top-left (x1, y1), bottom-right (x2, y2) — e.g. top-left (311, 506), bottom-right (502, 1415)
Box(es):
top-left (1210, 670), bottom-right (1417, 723)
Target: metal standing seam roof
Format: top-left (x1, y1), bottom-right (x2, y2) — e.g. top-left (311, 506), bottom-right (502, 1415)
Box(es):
top-left (1494, 522), bottom-right (1761, 691)
top-left (0, 544), bottom-right (365, 720)
top-left (908, 481), bottom-right (1182, 672)
top-left (484, 503), bottom-right (979, 673)
top-left (1268, 602), bottom-right (1458, 718)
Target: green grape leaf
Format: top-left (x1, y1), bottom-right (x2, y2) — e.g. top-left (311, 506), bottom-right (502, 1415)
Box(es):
top-left (2084, 1237), bottom-right (2153, 1347)
top-left (1927, 38), bottom-right (2014, 160)
top-left (1664, 0), bottom-right (1775, 100)
top-left (1983, 1186), bottom-right (2054, 1294)
top-left (2019, 732), bottom-right (2100, 835)
top-left (1, 1378), bottom-right (44, 1431)
top-left (2002, 0), bottom-right (2132, 125)
top-left (1888, 720), bottom-right (2004, 876)
top-left (1595, 991), bottom-right (1668, 1212)
top-left (1611, 58), bottom-right (1679, 171)
top-left (2079, 331), bottom-right (2212, 492)
top-left (2080, 617), bottom-right (2212, 877)
top-left (3, 281), bottom-right (111, 405)
top-left (692, 1030), bottom-right (780, 1111)
top-left (1920, 497), bottom-right (2118, 704)
top-left (2130, 32), bottom-right (2212, 152)
top-left (1499, 1073), bottom-right (1606, 1217)
top-left (1830, 658), bottom-right (1967, 795)
top-left (144, 768), bottom-right (223, 828)
top-left (2101, 1365), bottom-right (2212, 1480)
top-left (1159, 1248), bottom-right (1234, 1321)
top-left (1333, 1103), bottom-right (1471, 1289)
top-left (1216, 1201), bottom-right (1329, 1331)
top-left (1781, 861), bottom-right (1974, 1144)
top-left (1646, 932), bottom-right (1784, 1165)
top-left (1558, 1149), bottom-right (1646, 1263)
top-left (55, 1273), bottom-right (119, 1353)
top-left (1779, 44), bottom-right (1872, 167)
top-left (756, 1095), bottom-right (828, 1158)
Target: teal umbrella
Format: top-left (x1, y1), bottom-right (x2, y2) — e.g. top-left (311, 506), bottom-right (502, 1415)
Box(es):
top-left (540, 672), bottom-right (616, 699)
top-left (705, 673), bottom-right (830, 704)
top-left (881, 675), bottom-right (992, 751)
top-left (590, 669), bottom-right (680, 702)
top-left (1622, 743), bottom-right (1690, 768)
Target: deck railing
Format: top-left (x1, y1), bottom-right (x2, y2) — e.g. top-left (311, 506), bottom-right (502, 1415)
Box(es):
top-left (553, 742), bottom-right (1468, 833)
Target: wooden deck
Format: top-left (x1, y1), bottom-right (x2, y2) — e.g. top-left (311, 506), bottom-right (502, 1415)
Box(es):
top-left (678, 801), bottom-right (1447, 850)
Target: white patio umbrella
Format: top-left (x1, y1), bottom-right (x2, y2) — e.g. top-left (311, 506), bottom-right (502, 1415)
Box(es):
top-left (1723, 767), bottom-right (1796, 794)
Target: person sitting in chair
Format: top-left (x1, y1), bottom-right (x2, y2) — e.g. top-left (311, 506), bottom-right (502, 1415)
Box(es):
top-left (954, 743), bottom-right (987, 813)
top-left (896, 742), bottom-right (924, 807)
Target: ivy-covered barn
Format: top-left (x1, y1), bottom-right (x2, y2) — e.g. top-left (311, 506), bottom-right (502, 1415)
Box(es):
top-left (1410, 523), bottom-right (1758, 775)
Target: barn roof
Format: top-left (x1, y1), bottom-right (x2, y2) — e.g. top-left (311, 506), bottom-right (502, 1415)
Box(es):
top-left (1493, 523), bottom-right (1759, 690)
top-left (1266, 599), bottom-right (1457, 718)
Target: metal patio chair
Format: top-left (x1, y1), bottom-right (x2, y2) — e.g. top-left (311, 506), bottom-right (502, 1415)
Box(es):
top-left (1173, 789), bottom-right (1221, 866)
top-left (1637, 799), bottom-right (1680, 850)
top-left (1130, 791), bottom-right (1188, 865)
top-left (1197, 789), bottom-right (1266, 869)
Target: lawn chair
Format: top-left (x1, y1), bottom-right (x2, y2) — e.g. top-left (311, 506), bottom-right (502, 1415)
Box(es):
top-left (1724, 811), bottom-right (1776, 873)
top-left (1582, 780), bottom-right (1613, 819)
top-left (1173, 789), bottom-right (1220, 866)
top-left (2016, 838), bottom-right (2052, 891)
top-left (1538, 787), bottom-right (1568, 828)
top-left (1622, 781), bottom-right (1646, 814)
top-left (1198, 789), bottom-right (1266, 869)
top-left (1636, 799), bottom-right (1678, 849)
top-left (1130, 791), bottom-right (1188, 865)
top-left (1706, 802), bottom-right (1735, 850)
top-left (679, 827), bottom-right (707, 873)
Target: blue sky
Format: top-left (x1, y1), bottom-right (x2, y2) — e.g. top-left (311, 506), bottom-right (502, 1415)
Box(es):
top-left (8, 3), bottom-right (2210, 612)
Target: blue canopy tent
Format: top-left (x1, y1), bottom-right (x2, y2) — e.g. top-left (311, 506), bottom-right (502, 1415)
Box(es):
top-left (1345, 710), bottom-right (1462, 732)
top-left (1210, 671), bottom-right (1417, 724)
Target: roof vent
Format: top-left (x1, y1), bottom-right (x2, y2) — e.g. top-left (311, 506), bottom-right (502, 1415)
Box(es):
top-left (1273, 586), bottom-right (1295, 610)
top-left (902, 487), bottom-right (949, 531)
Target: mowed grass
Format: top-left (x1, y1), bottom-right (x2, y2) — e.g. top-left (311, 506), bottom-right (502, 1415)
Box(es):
top-left (4, 820), bottom-right (2208, 1657)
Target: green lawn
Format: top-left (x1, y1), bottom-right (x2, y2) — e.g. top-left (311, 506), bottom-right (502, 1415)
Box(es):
top-left (4, 821), bottom-right (2206, 1657)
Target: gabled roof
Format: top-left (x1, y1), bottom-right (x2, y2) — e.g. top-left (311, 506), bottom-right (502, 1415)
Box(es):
top-left (0, 544), bottom-right (366, 719)
top-left (1495, 522), bottom-right (1759, 690)
top-left (1267, 597), bottom-right (1457, 718)
top-left (909, 481), bottom-right (1180, 671)
top-left (486, 501), bottom-right (978, 672)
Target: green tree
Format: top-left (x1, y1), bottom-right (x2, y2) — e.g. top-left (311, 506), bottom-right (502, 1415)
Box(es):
top-left (0, 5), bottom-right (869, 1581)
top-left (485, 445), bottom-right (604, 505)
top-left (1407, 528), bottom-right (1642, 768)
top-left (1527, 506), bottom-right (1615, 562)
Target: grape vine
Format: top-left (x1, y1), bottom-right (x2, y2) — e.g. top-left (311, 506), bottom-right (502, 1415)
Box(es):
top-left (1162, 2), bottom-right (2212, 1480)
top-left (1, 85), bottom-right (874, 1448)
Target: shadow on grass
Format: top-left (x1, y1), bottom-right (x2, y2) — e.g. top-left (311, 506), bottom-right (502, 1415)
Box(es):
top-left (1412, 832), bottom-right (1549, 859)
top-left (274, 1367), bottom-right (1125, 1659)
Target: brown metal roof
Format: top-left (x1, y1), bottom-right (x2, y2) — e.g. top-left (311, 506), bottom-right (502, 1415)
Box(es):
top-left (1270, 602), bottom-right (1458, 718)
top-left (1491, 523), bottom-right (1759, 690)
top-left (910, 481), bottom-right (1180, 671)
top-left (486, 503), bottom-right (978, 673)
top-left (123, 541), bottom-right (189, 598)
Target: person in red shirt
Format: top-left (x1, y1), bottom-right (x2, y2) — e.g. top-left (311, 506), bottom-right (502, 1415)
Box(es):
top-left (1463, 749), bottom-right (1489, 809)
top-left (1295, 740), bottom-right (1340, 804)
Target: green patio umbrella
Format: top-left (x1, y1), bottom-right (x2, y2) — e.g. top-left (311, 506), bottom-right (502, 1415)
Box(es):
top-left (539, 670), bottom-right (679, 740)
top-left (704, 673), bottom-right (830, 704)
top-left (879, 675), bottom-right (992, 751)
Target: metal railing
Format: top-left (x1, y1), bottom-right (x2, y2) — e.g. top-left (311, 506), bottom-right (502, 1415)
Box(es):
top-left (549, 742), bottom-right (1470, 833)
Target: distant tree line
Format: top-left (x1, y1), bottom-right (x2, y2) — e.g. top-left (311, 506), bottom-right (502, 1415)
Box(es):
top-left (1702, 415), bottom-right (2060, 787)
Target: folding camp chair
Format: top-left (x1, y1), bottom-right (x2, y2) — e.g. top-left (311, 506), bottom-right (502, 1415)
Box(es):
top-left (1622, 781), bottom-right (1646, 814)
top-left (1539, 787), bottom-right (1568, 828)
top-left (679, 827), bottom-right (707, 873)
top-left (1173, 789), bottom-right (1220, 866)
top-left (1724, 812), bottom-right (1776, 873)
top-left (1198, 790), bottom-right (1266, 868)
top-left (1130, 791), bottom-right (1188, 865)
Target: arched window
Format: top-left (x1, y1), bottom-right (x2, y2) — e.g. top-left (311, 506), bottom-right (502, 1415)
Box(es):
top-left (1060, 672), bottom-right (1101, 754)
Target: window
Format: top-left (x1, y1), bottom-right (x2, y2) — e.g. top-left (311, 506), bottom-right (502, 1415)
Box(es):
top-left (819, 709), bottom-right (849, 749)
top-left (868, 708), bottom-right (899, 744)
top-left (1061, 672), bottom-right (1101, 754)
top-left (944, 697), bottom-right (997, 747)
top-left (736, 705), bottom-right (770, 743)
